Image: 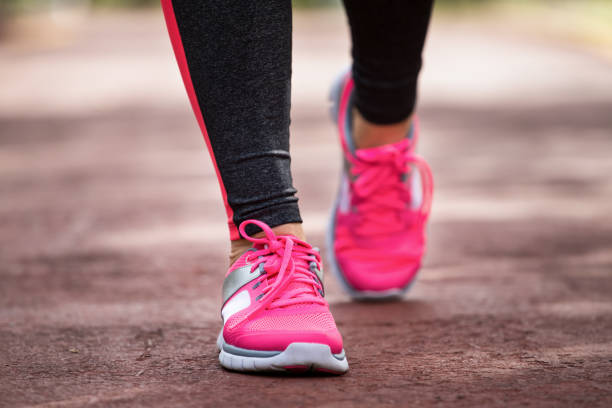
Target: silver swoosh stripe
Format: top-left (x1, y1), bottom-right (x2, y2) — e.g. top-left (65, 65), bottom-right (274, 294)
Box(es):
top-left (222, 264), bottom-right (262, 305)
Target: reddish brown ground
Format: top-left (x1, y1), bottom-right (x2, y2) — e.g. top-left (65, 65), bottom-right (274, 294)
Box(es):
top-left (1, 9), bottom-right (611, 408)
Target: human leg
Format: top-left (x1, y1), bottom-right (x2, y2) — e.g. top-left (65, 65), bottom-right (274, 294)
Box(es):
top-left (161, 0), bottom-right (348, 374)
top-left (327, 0), bottom-right (435, 298)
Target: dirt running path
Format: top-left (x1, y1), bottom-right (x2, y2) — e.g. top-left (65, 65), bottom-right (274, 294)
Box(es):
top-left (1, 9), bottom-right (611, 408)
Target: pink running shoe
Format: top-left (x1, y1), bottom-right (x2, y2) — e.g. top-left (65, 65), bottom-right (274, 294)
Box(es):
top-left (327, 71), bottom-right (434, 300)
top-left (217, 220), bottom-right (349, 374)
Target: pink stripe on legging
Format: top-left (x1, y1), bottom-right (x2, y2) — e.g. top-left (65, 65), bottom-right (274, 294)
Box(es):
top-left (161, 0), bottom-right (239, 240)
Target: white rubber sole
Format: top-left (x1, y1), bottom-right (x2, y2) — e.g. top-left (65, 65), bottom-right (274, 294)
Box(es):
top-left (216, 333), bottom-right (349, 375)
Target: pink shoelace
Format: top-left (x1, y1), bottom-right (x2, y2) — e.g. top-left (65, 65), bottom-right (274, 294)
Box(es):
top-left (337, 77), bottom-right (433, 237)
top-left (347, 140), bottom-right (433, 236)
top-left (239, 220), bottom-right (326, 314)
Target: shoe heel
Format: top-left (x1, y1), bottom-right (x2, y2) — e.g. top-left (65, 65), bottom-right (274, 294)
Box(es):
top-left (328, 68), bottom-right (351, 125)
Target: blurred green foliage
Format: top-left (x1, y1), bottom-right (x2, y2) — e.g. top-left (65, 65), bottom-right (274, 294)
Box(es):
top-left (91, 0), bottom-right (159, 7)
top-left (0, 0), bottom-right (340, 10)
top-left (2, 0), bottom-right (609, 52)
top-left (1, 0), bottom-right (610, 12)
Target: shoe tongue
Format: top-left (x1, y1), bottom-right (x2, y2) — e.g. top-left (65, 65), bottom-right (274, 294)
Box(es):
top-left (350, 141), bottom-right (413, 233)
top-left (282, 253), bottom-right (316, 299)
top-left (354, 138), bottom-right (410, 160)
top-left (258, 239), bottom-right (318, 306)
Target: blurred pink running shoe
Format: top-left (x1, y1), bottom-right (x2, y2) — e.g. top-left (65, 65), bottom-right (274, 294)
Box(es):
top-left (217, 219), bottom-right (348, 374)
top-left (327, 71), bottom-right (434, 300)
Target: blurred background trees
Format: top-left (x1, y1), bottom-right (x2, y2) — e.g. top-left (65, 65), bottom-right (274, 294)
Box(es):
top-left (0, 0), bottom-right (611, 59)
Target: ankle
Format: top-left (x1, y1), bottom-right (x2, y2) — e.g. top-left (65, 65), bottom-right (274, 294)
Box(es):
top-left (352, 108), bottom-right (413, 149)
top-left (229, 222), bottom-right (305, 266)
top-left (229, 239), bottom-right (253, 266)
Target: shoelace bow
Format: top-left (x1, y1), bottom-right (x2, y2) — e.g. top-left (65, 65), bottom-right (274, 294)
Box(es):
top-left (239, 220), bottom-right (326, 315)
top-left (348, 142), bottom-right (433, 234)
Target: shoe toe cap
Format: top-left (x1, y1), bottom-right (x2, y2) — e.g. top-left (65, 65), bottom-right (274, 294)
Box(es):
top-left (337, 254), bottom-right (421, 292)
top-left (224, 310), bottom-right (344, 354)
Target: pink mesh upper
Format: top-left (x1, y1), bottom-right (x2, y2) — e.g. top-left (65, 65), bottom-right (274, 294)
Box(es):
top-left (246, 311), bottom-right (337, 332)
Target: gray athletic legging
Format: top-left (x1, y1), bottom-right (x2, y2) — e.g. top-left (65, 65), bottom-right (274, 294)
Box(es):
top-left (161, 0), bottom-right (434, 239)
